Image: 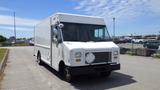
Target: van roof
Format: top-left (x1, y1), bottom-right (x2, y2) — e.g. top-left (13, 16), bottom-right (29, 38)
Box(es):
top-left (51, 12), bottom-right (106, 25)
top-left (55, 12), bottom-right (104, 19)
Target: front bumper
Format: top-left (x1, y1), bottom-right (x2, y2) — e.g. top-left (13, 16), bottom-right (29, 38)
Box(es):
top-left (67, 63), bottom-right (120, 75)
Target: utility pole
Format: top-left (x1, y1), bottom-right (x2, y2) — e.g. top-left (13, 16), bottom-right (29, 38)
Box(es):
top-left (13, 12), bottom-right (16, 45)
top-left (113, 17), bottom-right (115, 41)
top-left (131, 34), bottom-right (133, 55)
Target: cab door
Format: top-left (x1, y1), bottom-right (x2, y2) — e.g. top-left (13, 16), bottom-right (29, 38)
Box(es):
top-left (51, 27), bottom-right (62, 70)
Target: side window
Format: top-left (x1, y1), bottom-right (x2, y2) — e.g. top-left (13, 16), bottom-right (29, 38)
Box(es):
top-left (94, 29), bottom-right (103, 38)
top-left (95, 29), bottom-right (99, 37)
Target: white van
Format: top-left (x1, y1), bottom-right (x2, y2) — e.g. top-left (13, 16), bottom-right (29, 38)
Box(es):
top-left (34, 13), bottom-right (120, 82)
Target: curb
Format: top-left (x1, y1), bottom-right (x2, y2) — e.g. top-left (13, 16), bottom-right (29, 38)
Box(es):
top-left (0, 49), bottom-right (9, 75)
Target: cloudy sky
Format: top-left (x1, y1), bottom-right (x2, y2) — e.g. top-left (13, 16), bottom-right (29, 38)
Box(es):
top-left (0, 0), bottom-right (160, 38)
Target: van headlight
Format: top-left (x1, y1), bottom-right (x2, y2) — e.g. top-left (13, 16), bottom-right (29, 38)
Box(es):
top-left (113, 51), bottom-right (119, 59)
top-left (114, 51), bottom-right (118, 55)
top-left (75, 52), bottom-right (82, 58)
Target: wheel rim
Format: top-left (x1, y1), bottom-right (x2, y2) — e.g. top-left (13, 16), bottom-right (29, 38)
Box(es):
top-left (64, 67), bottom-right (71, 81)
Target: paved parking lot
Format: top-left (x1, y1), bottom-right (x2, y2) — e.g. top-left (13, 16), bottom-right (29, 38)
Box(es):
top-left (0, 47), bottom-right (160, 90)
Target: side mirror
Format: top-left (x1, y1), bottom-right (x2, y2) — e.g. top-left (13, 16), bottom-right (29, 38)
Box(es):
top-left (53, 28), bottom-right (58, 36)
top-left (52, 28), bottom-right (62, 44)
top-left (58, 23), bottom-right (64, 29)
top-left (57, 35), bottom-right (62, 43)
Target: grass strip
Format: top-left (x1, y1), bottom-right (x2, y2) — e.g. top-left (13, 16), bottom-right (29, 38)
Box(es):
top-left (0, 48), bottom-right (7, 63)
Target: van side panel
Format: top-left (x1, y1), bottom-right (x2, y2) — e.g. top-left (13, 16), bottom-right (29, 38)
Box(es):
top-left (34, 18), bottom-right (51, 65)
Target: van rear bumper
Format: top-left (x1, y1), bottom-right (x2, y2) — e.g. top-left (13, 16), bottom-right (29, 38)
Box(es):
top-left (66, 63), bottom-right (120, 75)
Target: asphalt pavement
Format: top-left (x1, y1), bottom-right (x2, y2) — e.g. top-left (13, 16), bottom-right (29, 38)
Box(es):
top-left (0, 46), bottom-right (160, 90)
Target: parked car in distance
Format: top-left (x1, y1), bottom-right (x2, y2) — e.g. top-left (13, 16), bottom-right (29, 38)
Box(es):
top-left (143, 40), bottom-right (160, 49)
top-left (132, 39), bottom-right (144, 44)
top-left (114, 37), bottom-right (131, 44)
top-left (29, 39), bottom-right (34, 46)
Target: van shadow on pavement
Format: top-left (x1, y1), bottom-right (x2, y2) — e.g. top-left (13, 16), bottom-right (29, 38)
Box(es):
top-left (42, 63), bottom-right (136, 90)
top-left (71, 72), bottom-right (136, 90)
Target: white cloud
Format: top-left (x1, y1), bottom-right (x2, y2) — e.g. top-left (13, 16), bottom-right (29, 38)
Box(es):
top-left (74, 0), bottom-right (160, 22)
top-left (0, 25), bottom-right (34, 32)
top-left (0, 14), bottom-right (39, 37)
top-left (148, 0), bottom-right (160, 15)
top-left (0, 7), bottom-right (12, 12)
top-left (0, 7), bottom-right (39, 37)
top-left (0, 15), bottom-right (40, 26)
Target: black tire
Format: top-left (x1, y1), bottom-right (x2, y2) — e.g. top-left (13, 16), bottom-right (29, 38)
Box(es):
top-left (59, 63), bottom-right (64, 77)
top-left (63, 66), bottom-right (72, 82)
top-left (100, 71), bottom-right (111, 77)
top-left (37, 53), bottom-right (43, 65)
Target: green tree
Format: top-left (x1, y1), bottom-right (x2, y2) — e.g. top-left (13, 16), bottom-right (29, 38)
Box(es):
top-left (0, 35), bottom-right (7, 42)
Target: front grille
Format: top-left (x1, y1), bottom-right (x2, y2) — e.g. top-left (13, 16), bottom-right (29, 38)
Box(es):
top-left (92, 52), bottom-right (111, 63)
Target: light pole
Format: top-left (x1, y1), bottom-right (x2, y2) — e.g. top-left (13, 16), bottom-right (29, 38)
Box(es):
top-left (13, 12), bottom-right (16, 44)
top-left (113, 17), bottom-right (115, 41)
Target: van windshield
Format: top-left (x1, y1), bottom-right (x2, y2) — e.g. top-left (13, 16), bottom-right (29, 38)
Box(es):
top-left (61, 22), bottom-right (111, 42)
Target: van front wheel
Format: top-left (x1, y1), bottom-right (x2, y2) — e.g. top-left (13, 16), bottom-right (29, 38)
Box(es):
top-left (64, 66), bottom-right (72, 82)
